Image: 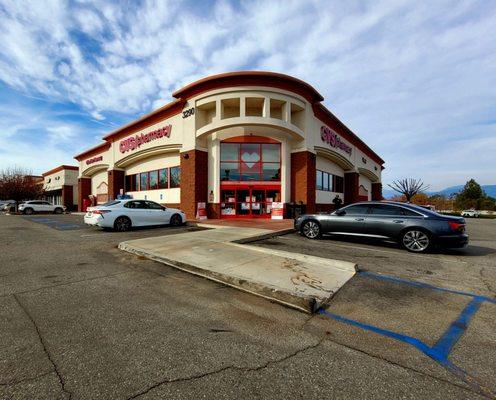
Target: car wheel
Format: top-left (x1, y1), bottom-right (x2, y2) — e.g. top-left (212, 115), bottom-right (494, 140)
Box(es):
top-left (23, 208), bottom-right (34, 215)
top-left (170, 214), bottom-right (183, 227)
top-left (54, 207), bottom-right (63, 214)
top-left (114, 216), bottom-right (132, 232)
top-left (301, 220), bottom-right (321, 239)
top-left (401, 229), bottom-right (431, 253)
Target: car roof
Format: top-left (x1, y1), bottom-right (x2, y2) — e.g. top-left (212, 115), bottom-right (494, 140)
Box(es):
top-left (347, 201), bottom-right (435, 215)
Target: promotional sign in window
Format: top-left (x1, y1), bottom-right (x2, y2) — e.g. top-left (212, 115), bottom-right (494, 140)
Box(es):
top-left (271, 202), bottom-right (284, 220)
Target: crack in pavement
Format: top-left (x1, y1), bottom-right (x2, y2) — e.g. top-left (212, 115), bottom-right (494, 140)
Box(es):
top-left (322, 336), bottom-right (482, 398)
top-left (13, 294), bottom-right (72, 400)
top-left (0, 371), bottom-right (54, 387)
top-left (127, 338), bottom-right (325, 399)
top-left (479, 267), bottom-right (496, 296)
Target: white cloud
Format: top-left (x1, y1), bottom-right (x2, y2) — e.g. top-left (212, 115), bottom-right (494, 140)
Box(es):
top-left (0, 0), bottom-right (495, 188)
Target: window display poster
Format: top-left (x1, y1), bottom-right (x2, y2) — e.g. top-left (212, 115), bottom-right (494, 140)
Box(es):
top-left (271, 202), bottom-right (284, 219)
top-left (196, 202), bottom-right (207, 220)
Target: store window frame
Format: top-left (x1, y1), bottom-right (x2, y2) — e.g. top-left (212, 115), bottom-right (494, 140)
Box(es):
top-left (125, 166), bottom-right (181, 192)
top-left (316, 169), bottom-right (344, 193)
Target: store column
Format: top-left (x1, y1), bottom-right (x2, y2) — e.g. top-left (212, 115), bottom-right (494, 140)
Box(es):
top-left (344, 172), bottom-right (359, 205)
top-left (108, 169), bottom-right (125, 200)
top-left (290, 151), bottom-right (316, 214)
top-left (371, 182), bottom-right (382, 201)
top-left (78, 177), bottom-right (91, 212)
top-left (61, 185), bottom-right (73, 211)
top-left (180, 150), bottom-right (208, 220)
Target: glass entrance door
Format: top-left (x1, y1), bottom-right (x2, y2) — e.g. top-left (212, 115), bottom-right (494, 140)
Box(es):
top-left (221, 186), bottom-right (281, 218)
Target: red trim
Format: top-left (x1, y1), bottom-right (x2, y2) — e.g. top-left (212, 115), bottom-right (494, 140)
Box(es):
top-left (313, 103), bottom-right (384, 165)
top-left (172, 71), bottom-right (324, 103)
top-left (222, 135), bottom-right (279, 144)
top-left (74, 142), bottom-right (111, 161)
top-left (42, 165), bottom-right (79, 177)
top-left (220, 184), bottom-right (281, 219)
top-left (102, 99), bottom-right (185, 142)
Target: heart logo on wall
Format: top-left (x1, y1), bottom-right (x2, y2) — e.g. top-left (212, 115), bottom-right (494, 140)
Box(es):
top-left (241, 152), bottom-right (260, 168)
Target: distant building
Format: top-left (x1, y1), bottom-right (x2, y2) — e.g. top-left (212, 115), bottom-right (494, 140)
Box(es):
top-left (42, 165), bottom-right (79, 210)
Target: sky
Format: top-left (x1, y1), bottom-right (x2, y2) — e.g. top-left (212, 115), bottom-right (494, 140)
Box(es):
top-left (0, 0), bottom-right (495, 190)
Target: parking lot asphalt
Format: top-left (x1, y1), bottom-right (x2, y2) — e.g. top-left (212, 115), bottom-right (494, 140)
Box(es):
top-left (1, 214), bottom-right (495, 399)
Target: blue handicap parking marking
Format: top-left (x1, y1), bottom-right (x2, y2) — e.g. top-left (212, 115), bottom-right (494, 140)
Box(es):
top-left (23, 216), bottom-right (86, 231)
top-left (319, 272), bottom-right (496, 398)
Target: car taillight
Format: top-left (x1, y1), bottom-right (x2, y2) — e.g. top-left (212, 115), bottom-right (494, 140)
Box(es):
top-left (448, 221), bottom-right (465, 232)
top-left (92, 210), bottom-right (111, 215)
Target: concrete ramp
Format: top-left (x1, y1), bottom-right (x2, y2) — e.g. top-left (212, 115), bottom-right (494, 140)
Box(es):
top-left (119, 226), bottom-right (356, 313)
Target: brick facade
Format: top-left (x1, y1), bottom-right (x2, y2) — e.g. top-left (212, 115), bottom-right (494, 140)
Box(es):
top-left (180, 149), bottom-right (208, 219)
top-left (78, 177), bottom-right (91, 212)
top-left (290, 151), bottom-right (316, 214)
top-left (371, 182), bottom-right (383, 201)
top-left (108, 169), bottom-right (125, 201)
top-left (344, 172), bottom-right (359, 205)
top-left (61, 185), bottom-right (74, 211)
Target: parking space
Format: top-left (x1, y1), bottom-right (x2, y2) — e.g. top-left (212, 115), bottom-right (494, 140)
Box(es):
top-left (1, 214), bottom-right (495, 399)
top-left (254, 218), bottom-right (496, 397)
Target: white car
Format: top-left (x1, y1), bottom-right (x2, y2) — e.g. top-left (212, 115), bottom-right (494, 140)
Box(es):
top-left (84, 199), bottom-right (186, 231)
top-left (18, 200), bottom-right (66, 215)
top-left (461, 209), bottom-right (480, 218)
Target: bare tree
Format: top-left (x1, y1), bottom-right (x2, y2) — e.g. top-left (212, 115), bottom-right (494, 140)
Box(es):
top-left (0, 167), bottom-right (44, 206)
top-left (387, 179), bottom-right (429, 202)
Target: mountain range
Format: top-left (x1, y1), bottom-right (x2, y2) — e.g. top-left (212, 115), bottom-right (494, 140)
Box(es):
top-left (383, 184), bottom-right (496, 199)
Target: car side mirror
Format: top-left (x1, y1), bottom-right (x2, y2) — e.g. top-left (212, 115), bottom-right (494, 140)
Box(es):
top-left (335, 209), bottom-right (346, 216)
top-left (161, 206), bottom-right (166, 211)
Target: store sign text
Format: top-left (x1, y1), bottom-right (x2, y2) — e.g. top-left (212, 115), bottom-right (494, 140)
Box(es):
top-left (119, 125), bottom-right (172, 153)
top-left (86, 155), bottom-right (103, 165)
top-left (320, 126), bottom-right (352, 155)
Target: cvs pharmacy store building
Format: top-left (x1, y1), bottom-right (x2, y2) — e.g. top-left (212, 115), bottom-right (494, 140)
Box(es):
top-left (75, 71), bottom-right (384, 219)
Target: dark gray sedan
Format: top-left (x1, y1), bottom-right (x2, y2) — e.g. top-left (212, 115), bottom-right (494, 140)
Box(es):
top-left (294, 201), bottom-right (468, 253)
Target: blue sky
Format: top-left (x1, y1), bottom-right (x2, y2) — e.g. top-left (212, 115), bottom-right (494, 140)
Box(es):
top-left (0, 0), bottom-right (495, 190)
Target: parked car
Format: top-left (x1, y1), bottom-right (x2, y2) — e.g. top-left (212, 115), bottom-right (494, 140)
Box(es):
top-left (295, 201), bottom-right (468, 253)
top-left (0, 200), bottom-right (16, 212)
top-left (84, 199), bottom-right (186, 231)
top-left (18, 201), bottom-right (66, 215)
top-left (461, 209), bottom-right (480, 218)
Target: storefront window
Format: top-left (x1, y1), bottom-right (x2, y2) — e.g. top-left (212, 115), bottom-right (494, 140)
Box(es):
top-left (316, 170), bottom-right (323, 190)
top-left (140, 172), bottom-right (148, 191)
top-left (220, 141), bottom-right (281, 182)
top-left (170, 166), bottom-right (180, 188)
top-left (149, 170), bottom-right (158, 190)
top-left (316, 170), bottom-right (344, 193)
top-left (159, 168), bottom-right (168, 189)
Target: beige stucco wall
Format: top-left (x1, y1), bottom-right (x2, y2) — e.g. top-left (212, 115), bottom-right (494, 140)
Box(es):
top-left (91, 170), bottom-right (108, 197)
top-left (359, 175), bottom-right (372, 201)
top-left (77, 83), bottom-right (382, 206)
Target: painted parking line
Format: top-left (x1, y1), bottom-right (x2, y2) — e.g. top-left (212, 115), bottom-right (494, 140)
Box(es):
top-left (319, 273), bottom-right (496, 398)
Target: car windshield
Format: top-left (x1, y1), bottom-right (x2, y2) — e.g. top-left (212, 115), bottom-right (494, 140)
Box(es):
top-left (100, 200), bottom-right (121, 207)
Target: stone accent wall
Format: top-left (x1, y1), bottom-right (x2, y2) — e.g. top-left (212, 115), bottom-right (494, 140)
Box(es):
top-left (108, 169), bottom-right (125, 201)
top-left (78, 178), bottom-right (91, 212)
top-left (290, 151), bottom-right (316, 213)
top-left (180, 150), bottom-right (208, 219)
top-left (344, 172), bottom-right (359, 205)
top-left (61, 185), bottom-right (74, 210)
top-left (372, 182), bottom-right (383, 201)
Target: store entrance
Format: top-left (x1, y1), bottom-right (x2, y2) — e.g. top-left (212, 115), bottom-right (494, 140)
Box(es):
top-left (221, 185), bottom-right (281, 218)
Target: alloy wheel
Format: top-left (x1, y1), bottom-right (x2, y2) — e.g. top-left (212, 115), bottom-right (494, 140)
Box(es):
top-left (302, 221), bottom-right (320, 239)
top-left (402, 230), bottom-right (430, 252)
top-left (170, 215), bottom-right (181, 227)
top-left (115, 217), bottom-right (131, 232)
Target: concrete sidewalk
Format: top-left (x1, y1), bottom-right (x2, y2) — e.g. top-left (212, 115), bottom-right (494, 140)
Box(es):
top-left (119, 225), bottom-right (356, 313)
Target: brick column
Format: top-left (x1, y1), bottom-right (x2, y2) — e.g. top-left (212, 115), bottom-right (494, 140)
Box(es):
top-left (61, 185), bottom-right (74, 211)
top-left (108, 169), bottom-right (125, 200)
top-left (344, 172), bottom-right (359, 205)
top-left (180, 150), bottom-right (208, 220)
top-left (78, 177), bottom-right (91, 212)
top-left (291, 151), bottom-right (316, 214)
top-left (371, 182), bottom-right (383, 201)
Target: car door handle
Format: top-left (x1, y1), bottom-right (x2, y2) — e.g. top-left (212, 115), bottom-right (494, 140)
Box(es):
top-left (393, 220), bottom-right (404, 223)
top-left (355, 218), bottom-right (365, 221)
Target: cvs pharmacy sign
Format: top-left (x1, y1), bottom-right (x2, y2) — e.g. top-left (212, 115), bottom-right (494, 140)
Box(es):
top-left (119, 125), bottom-right (172, 154)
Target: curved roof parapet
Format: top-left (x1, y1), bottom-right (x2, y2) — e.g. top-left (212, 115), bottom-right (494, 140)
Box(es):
top-left (172, 71), bottom-right (324, 103)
